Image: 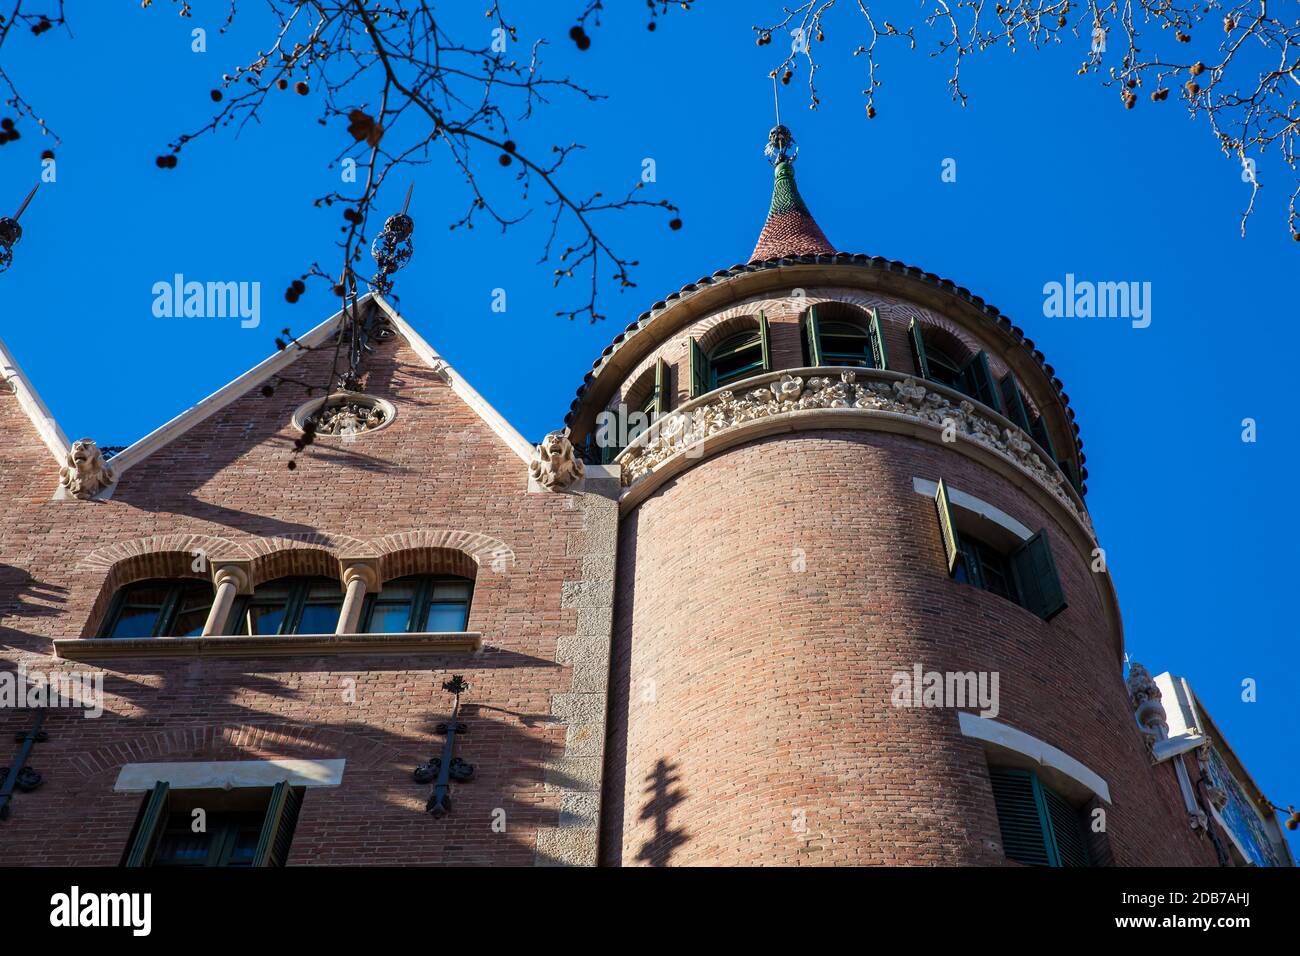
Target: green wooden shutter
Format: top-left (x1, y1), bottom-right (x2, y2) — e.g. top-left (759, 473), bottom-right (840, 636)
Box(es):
top-left (252, 781), bottom-right (302, 867)
top-left (1059, 459), bottom-right (1082, 496)
top-left (934, 479), bottom-right (961, 576)
top-left (1010, 529), bottom-right (1067, 620)
top-left (1044, 786), bottom-right (1092, 867)
top-left (122, 781), bottom-right (170, 867)
top-left (961, 352), bottom-right (1003, 413)
top-left (1030, 414), bottom-right (1057, 462)
top-left (653, 358), bottom-right (670, 416)
top-left (988, 768), bottom-right (1056, 867)
top-left (869, 308), bottom-right (889, 370)
top-left (688, 337), bottom-right (707, 398)
top-left (804, 306), bottom-right (823, 367)
top-left (908, 318), bottom-right (931, 381)
top-left (758, 312), bottom-right (772, 371)
top-left (999, 373), bottom-right (1031, 432)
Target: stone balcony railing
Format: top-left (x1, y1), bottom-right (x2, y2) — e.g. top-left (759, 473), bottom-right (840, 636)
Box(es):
top-left (614, 366), bottom-right (1092, 537)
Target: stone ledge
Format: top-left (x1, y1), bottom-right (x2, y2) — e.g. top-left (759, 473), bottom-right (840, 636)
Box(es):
top-left (53, 631), bottom-right (484, 661)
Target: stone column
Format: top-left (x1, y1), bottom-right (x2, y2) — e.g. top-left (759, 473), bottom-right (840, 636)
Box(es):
top-left (336, 559), bottom-right (381, 634)
top-left (203, 562), bottom-right (252, 636)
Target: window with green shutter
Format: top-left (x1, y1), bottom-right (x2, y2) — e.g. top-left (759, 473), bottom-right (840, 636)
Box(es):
top-left (705, 330), bottom-right (766, 391)
top-left (999, 373), bottom-right (1031, 433)
top-left (803, 306), bottom-right (823, 366)
top-left (652, 357), bottom-right (671, 417)
top-left (988, 767), bottom-right (1092, 867)
top-left (1030, 413), bottom-right (1057, 462)
top-left (908, 317), bottom-right (932, 381)
top-left (933, 484), bottom-right (1066, 620)
top-left (959, 352), bottom-right (1003, 413)
top-left (122, 782), bottom-right (304, 868)
top-left (1010, 529), bottom-right (1067, 620)
top-left (688, 336), bottom-right (707, 399)
top-left (869, 308), bottom-right (889, 370)
top-left (804, 307), bottom-right (887, 370)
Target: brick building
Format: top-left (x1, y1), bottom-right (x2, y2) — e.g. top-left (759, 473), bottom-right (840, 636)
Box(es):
top-left (0, 126), bottom-right (1291, 867)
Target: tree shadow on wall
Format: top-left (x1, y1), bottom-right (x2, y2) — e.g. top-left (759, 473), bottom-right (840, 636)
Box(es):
top-left (23, 652), bottom-right (569, 866)
top-left (634, 757), bottom-right (689, 867)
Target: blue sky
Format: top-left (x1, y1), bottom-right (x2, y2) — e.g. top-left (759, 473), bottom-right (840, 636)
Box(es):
top-left (3, 5), bottom-right (1295, 856)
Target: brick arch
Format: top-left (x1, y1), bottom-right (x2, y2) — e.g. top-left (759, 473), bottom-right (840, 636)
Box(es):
top-left (77, 535), bottom-right (244, 638)
top-left (67, 722), bottom-right (410, 779)
top-left (248, 546), bottom-right (340, 586)
top-left (78, 533), bottom-right (250, 574)
top-left (696, 313), bottom-right (761, 356)
top-left (367, 530), bottom-right (515, 574)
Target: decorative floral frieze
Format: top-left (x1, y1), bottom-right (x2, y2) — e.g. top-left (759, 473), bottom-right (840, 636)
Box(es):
top-left (619, 371), bottom-right (1092, 534)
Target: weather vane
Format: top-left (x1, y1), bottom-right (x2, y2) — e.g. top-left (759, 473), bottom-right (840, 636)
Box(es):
top-left (0, 184), bottom-right (39, 275)
top-left (765, 77), bottom-right (797, 165)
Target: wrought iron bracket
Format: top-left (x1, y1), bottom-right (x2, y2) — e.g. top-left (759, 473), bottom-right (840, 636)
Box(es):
top-left (412, 677), bottom-right (475, 817)
top-left (0, 709), bottom-right (49, 820)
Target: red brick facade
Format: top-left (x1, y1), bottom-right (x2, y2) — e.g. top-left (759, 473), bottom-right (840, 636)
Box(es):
top-left (0, 253), bottom-right (1235, 867)
top-left (0, 316), bottom-right (611, 865)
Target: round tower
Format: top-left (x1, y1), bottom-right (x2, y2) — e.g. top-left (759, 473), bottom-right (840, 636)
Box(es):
top-left (571, 128), bottom-right (1214, 867)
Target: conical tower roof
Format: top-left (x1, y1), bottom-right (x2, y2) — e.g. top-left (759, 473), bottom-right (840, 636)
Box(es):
top-left (750, 126), bottom-right (835, 262)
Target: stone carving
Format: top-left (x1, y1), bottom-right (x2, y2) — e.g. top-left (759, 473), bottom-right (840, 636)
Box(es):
top-left (59, 438), bottom-right (115, 500)
top-left (530, 429), bottom-right (585, 491)
top-left (618, 371), bottom-right (1091, 533)
top-left (309, 398), bottom-right (388, 436)
top-left (1126, 662), bottom-right (1169, 745)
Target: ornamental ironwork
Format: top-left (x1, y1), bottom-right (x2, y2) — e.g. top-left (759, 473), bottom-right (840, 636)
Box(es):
top-left (413, 675), bottom-right (475, 817)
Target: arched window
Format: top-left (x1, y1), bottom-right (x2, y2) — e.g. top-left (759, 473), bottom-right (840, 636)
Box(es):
top-left (817, 322), bottom-right (872, 367)
top-left (229, 576), bottom-right (343, 636)
top-left (687, 316), bottom-right (772, 398)
top-left (923, 341), bottom-right (965, 390)
top-left (907, 317), bottom-right (1002, 412)
top-left (99, 579), bottom-right (214, 638)
top-left (803, 305), bottom-right (889, 369)
top-left (361, 575), bottom-right (474, 633)
top-left (707, 331), bottom-right (765, 389)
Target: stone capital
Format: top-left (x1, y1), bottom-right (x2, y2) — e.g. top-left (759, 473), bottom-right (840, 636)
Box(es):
top-left (210, 560), bottom-right (253, 595)
top-left (338, 557), bottom-right (381, 592)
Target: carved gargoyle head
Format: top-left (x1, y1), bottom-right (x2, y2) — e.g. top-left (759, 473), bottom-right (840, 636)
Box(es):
top-left (529, 429), bottom-right (584, 491)
top-left (59, 438), bottom-right (115, 500)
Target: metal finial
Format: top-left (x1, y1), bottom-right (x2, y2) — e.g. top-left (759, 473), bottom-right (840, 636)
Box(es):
top-left (368, 185), bottom-right (416, 297)
top-left (765, 124), bottom-right (797, 165)
top-left (0, 183), bottom-right (39, 274)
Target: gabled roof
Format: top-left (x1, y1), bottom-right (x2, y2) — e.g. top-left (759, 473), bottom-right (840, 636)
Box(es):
top-left (54, 294), bottom-right (534, 482)
top-left (0, 333), bottom-right (72, 464)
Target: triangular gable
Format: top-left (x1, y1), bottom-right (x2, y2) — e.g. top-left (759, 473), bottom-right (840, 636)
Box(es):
top-left (0, 333), bottom-right (72, 464)
top-left (106, 293), bottom-right (533, 478)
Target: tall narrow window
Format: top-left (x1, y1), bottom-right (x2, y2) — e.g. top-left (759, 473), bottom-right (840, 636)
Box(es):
top-left (229, 576), bottom-right (343, 635)
top-left (361, 575), bottom-right (474, 633)
top-left (988, 767), bottom-right (1093, 867)
top-left (100, 579), bottom-right (214, 639)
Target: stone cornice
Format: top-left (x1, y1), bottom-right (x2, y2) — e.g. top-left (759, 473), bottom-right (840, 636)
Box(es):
top-left (617, 366), bottom-right (1089, 534)
top-left (564, 255), bottom-right (1086, 476)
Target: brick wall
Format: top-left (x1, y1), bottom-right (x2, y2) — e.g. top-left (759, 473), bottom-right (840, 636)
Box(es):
top-left (602, 430), bottom-right (1218, 866)
top-left (0, 333), bottom-right (606, 865)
